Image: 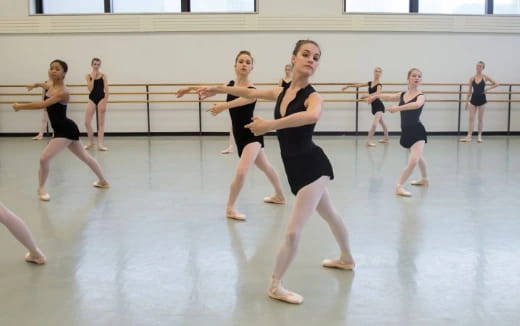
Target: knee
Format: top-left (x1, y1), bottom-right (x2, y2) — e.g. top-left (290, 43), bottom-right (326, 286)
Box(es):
top-left (409, 156), bottom-right (420, 166)
top-left (284, 231), bottom-right (300, 249)
top-left (39, 155), bottom-right (50, 166)
top-left (234, 169), bottom-right (247, 182)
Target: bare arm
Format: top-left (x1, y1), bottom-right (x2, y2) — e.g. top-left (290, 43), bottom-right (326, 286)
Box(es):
top-left (102, 74), bottom-right (109, 100)
top-left (27, 81), bottom-right (50, 91)
top-left (207, 96), bottom-right (256, 116)
top-left (245, 92), bottom-right (322, 135)
top-left (388, 94), bottom-right (425, 113)
top-left (484, 74), bottom-right (499, 92)
top-left (363, 91), bottom-right (401, 103)
top-left (13, 89), bottom-right (68, 111)
top-left (86, 74), bottom-right (94, 92)
top-left (199, 85), bottom-right (281, 102)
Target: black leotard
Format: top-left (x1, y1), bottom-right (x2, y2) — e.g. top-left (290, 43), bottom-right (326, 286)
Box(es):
top-left (398, 92), bottom-right (427, 149)
top-left (470, 78), bottom-right (487, 106)
top-left (274, 84), bottom-right (334, 195)
top-left (280, 79), bottom-right (291, 89)
top-left (368, 81), bottom-right (385, 115)
top-left (89, 76), bottom-right (105, 105)
top-left (226, 80), bottom-right (264, 157)
top-left (45, 94), bottom-right (80, 141)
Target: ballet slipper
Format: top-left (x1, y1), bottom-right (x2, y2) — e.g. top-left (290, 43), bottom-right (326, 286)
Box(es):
top-left (459, 137), bottom-right (472, 142)
top-left (226, 211), bottom-right (246, 221)
top-left (93, 181), bottom-right (110, 188)
top-left (366, 142), bottom-right (376, 147)
top-left (25, 252), bottom-right (46, 265)
top-left (268, 278), bottom-right (303, 304)
top-left (32, 134), bottom-right (43, 140)
top-left (378, 138), bottom-right (389, 143)
top-left (477, 138), bottom-right (483, 143)
top-left (38, 191), bottom-right (50, 201)
top-left (98, 145), bottom-right (109, 151)
top-left (396, 185), bottom-right (412, 197)
top-left (221, 146), bottom-right (233, 154)
top-left (84, 143), bottom-right (94, 150)
top-left (263, 196), bottom-right (285, 205)
top-left (411, 178), bottom-right (429, 186)
top-left (322, 258), bottom-right (355, 270)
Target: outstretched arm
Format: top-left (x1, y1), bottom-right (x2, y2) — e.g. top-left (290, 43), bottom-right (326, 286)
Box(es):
top-left (199, 85), bottom-right (281, 102)
top-left (388, 94), bottom-right (425, 113)
top-left (207, 97), bottom-right (256, 116)
top-left (27, 81), bottom-right (50, 91)
top-left (484, 75), bottom-right (499, 92)
top-left (13, 89), bottom-right (68, 111)
top-left (342, 82), bottom-right (368, 91)
top-left (245, 92), bottom-right (322, 135)
top-left (363, 91), bottom-right (401, 103)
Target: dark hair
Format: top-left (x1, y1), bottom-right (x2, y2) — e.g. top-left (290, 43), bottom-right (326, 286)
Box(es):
top-left (92, 57), bottom-right (102, 65)
top-left (407, 68), bottom-right (421, 79)
top-left (477, 60), bottom-right (485, 69)
top-left (51, 59), bottom-right (68, 73)
top-left (235, 50), bottom-right (253, 64)
top-left (292, 40), bottom-right (321, 56)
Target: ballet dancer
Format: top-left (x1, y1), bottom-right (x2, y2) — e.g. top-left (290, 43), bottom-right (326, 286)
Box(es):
top-left (12, 59), bottom-right (109, 201)
top-left (1, 202), bottom-right (46, 264)
top-left (459, 61), bottom-right (499, 143)
top-left (342, 67), bottom-right (389, 146)
top-left (366, 68), bottom-right (429, 197)
top-left (84, 57), bottom-right (109, 151)
top-left (177, 50), bottom-right (285, 221)
top-left (199, 40), bottom-right (355, 304)
top-left (278, 63), bottom-right (293, 88)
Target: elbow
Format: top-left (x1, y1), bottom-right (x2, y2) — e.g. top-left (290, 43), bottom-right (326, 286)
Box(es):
top-left (308, 112), bottom-right (320, 124)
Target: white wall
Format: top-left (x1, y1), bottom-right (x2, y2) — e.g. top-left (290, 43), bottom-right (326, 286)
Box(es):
top-left (1, 0), bottom-right (519, 133)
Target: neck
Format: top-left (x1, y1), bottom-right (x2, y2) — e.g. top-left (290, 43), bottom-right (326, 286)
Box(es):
top-left (408, 85), bottom-right (419, 92)
top-left (52, 80), bottom-right (64, 87)
top-left (289, 72), bottom-right (309, 89)
top-left (284, 73), bottom-right (291, 80)
top-left (374, 78), bottom-right (380, 83)
top-left (235, 75), bottom-right (249, 86)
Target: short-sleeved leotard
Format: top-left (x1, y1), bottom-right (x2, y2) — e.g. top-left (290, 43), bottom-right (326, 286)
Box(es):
top-left (470, 78), bottom-right (487, 106)
top-left (45, 94), bottom-right (80, 140)
top-left (226, 80), bottom-right (264, 157)
top-left (398, 92), bottom-right (427, 149)
top-left (274, 83), bottom-right (334, 195)
top-left (89, 75), bottom-right (105, 105)
top-left (368, 81), bottom-right (385, 115)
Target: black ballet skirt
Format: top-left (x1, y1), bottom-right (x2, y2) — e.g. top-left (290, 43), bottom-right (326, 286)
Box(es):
top-left (398, 92), bottom-right (427, 149)
top-left (45, 95), bottom-right (80, 140)
top-left (226, 80), bottom-right (264, 157)
top-left (274, 84), bottom-right (334, 195)
top-left (368, 81), bottom-right (385, 115)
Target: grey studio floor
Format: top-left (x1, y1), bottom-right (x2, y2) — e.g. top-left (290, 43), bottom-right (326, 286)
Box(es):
top-left (1, 135), bottom-right (519, 326)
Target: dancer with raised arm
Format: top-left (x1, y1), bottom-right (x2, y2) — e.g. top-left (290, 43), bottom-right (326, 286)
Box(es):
top-left (460, 61), bottom-right (499, 143)
top-left (84, 58), bottom-right (109, 151)
top-left (366, 68), bottom-right (429, 197)
top-left (342, 67), bottom-right (389, 146)
top-left (12, 60), bottom-right (109, 201)
top-left (0, 202), bottom-right (46, 265)
top-left (177, 50), bottom-right (285, 221)
top-left (199, 40), bottom-right (355, 304)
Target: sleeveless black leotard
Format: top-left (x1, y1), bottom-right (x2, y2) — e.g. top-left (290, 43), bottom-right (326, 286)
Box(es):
top-left (281, 79), bottom-right (291, 89)
top-left (89, 76), bottom-right (105, 105)
top-left (368, 81), bottom-right (385, 115)
top-left (470, 79), bottom-right (487, 106)
top-left (399, 92), bottom-right (427, 149)
top-left (45, 94), bottom-right (80, 140)
top-left (226, 80), bottom-right (264, 157)
top-left (274, 84), bottom-right (334, 195)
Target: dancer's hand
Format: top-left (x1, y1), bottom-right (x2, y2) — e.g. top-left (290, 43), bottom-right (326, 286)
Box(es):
top-left (207, 103), bottom-right (227, 116)
top-left (176, 87), bottom-right (196, 98)
top-left (12, 103), bottom-right (20, 111)
top-left (388, 105), bottom-right (399, 113)
top-left (26, 84), bottom-right (36, 91)
top-left (362, 94), bottom-right (375, 103)
top-left (245, 116), bottom-right (272, 136)
top-left (198, 86), bottom-right (218, 100)
top-left (341, 86), bottom-right (349, 92)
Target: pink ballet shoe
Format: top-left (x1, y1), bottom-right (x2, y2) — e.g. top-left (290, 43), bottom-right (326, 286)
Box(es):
top-left (322, 259), bottom-right (355, 270)
top-left (226, 211), bottom-right (246, 221)
top-left (98, 145), bottom-right (109, 151)
top-left (25, 252), bottom-right (46, 265)
top-left (477, 138), bottom-right (483, 143)
top-left (459, 137), bottom-right (472, 142)
top-left (38, 191), bottom-right (50, 201)
top-left (366, 142), bottom-right (376, 147)
top-left (411, 178), bottom-right (429, 186)
top-left (93, 181), bottom-right (110, 188)
top-left (378, 138), bottom-right (390, 143)
top-left (263, 196), bottom-right (285, 205)
top-left (268, 278), bottom-right (303, 304)
top-left (396, 185), bottom-right (412, 197)
top-left (32, 134), bottom-right (43, 140)
top-left (84, 143), bottom-right (94, 150)
top-left (221, 146), bottom-right (233, 154)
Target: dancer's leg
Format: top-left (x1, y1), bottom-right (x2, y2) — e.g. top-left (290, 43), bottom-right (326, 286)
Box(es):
top-left (84, 100), bottom-right (96, 148)
top-left (97, 99), bottom-right (108, 150)
top-left (396, 141), bottom-right (425, 196)
top-left (254, 150), bottom-right (285, 204)
top-left (225, 142), bottom-right (261, 220)
top-left (477, 105), bottom-right (485, 142)
top-left (366, 112), bottom-right (382, 146)
top-left (221, 128), bottom-right (234, 154)
top-left (411, 156), bottom-right (429, 186)
top-left (32, 110), bottom-right (49, 140)
top-left (38, 138), bottom-right (72, 200)
top-left (379, 115), bottom-right (389, 142)
top-left (67, 141), bottom-right (109, 186)
top-left (269, 176), bottom-right (329, 304)
top-left (0, 203), bottom-right (46, 264)
top-left (460, 105), bottom-right (477, 141)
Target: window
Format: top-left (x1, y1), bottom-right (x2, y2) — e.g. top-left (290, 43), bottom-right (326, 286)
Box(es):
top-left (345, 0), bottom-right (409, 13)
top-left (112, 0), bottom-right (181, 13)
top-left (190, 0), bottom-right (255, 12)
top-left (41, 0), bottom-right (104, 14)
top-left (494, 0), bottom-right (520, 14)
top-left (419, 0), bottom-right (486, 14)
